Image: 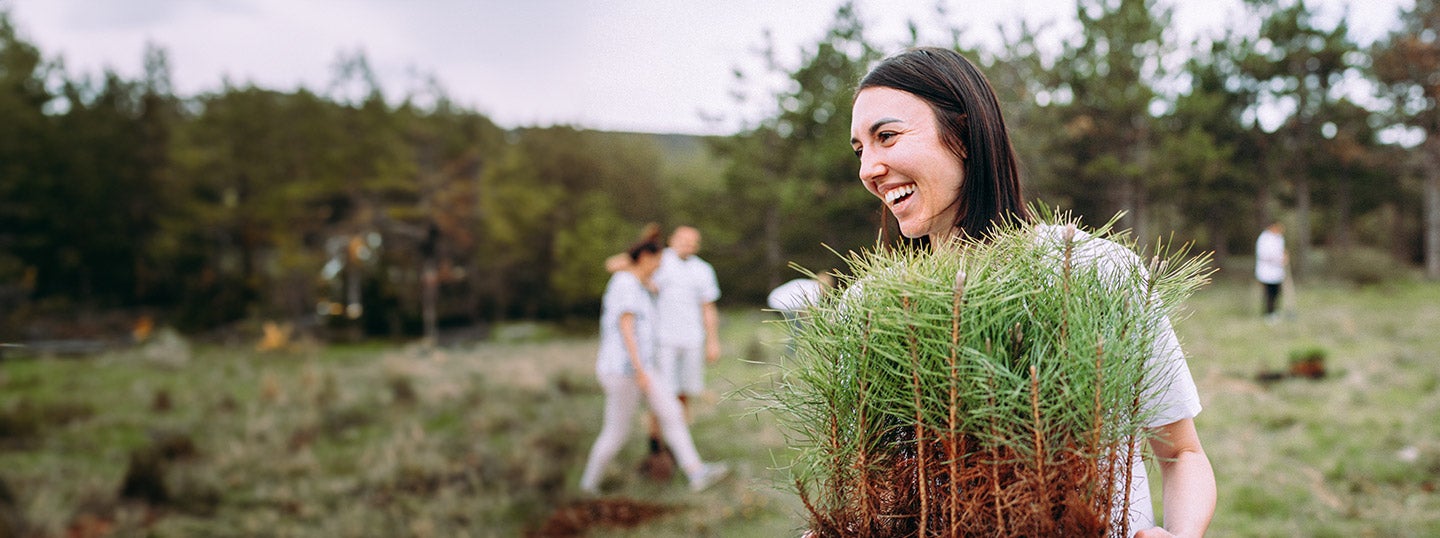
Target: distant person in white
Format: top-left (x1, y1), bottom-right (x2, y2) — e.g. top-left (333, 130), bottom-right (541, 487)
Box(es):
top-left (766, 275), bottom-right (831, 312)
top-left (605, 225), bottom-right (723, 465)
top-left (767, 274), bottom-right (835, 355)
top-left (579, 236), bottom-right (727, 494)
top-left (652, 226), bottom-right (722, 414)
top-left (1255, 222), bottom-right (1287, 321)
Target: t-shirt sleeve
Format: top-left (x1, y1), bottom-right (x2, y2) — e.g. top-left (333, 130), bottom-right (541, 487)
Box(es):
top-left (699, 262), bottom-right (721, 303)
top-left (1140, 314), bottom-right (1203, 428)
top-left (612, 276), bottom-right (649, 317)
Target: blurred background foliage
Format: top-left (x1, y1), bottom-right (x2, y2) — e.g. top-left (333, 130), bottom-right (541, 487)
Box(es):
top-left (2, 0), bottom-right (1439, 340)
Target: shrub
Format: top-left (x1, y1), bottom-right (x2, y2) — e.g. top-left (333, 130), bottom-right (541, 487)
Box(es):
top-left (1324, 247), bottom-right (1407, 287)
top-left (770, 214), bottom-right (1211, 536)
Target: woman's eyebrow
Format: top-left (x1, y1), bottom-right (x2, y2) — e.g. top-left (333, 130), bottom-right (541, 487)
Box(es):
top-left (852, 117), bottom-right (902, 146)
top-left (868, 118), bottom-right (902, 135)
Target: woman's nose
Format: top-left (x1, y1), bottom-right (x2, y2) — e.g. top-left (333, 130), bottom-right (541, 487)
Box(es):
top-left (858, 152), bottom-right (885, 183)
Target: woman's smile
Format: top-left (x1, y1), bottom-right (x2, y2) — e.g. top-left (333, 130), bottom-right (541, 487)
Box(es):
top-left (882, 183), bottom-right (915, 207)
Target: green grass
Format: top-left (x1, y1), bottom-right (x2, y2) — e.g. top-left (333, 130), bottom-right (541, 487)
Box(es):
top-left (2, 278), bottom-right (1439, 536)
top-left (1178, 277), bottom-right (1440, 536)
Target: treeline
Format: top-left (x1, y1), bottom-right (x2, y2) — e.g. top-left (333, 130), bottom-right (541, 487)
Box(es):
top-left (0, 12), bottom-right (679, 335)
top-left (720, 0), bottom-right (1440, 295)
top-left (1, 0), bottom-right (1438, 339)
top-left (725, 0), bottom-right (1434, 283)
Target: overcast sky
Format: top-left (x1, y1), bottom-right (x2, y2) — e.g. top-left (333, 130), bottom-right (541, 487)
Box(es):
top-left (5, 0), bottom-right (1408, 135)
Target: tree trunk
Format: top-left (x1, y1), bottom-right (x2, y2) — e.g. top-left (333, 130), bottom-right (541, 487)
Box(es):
top-left (1133, 179), bottom-right (1148, 247)
top-left (1331, 178), bottom-right (1352, 252)
top-left (1208, 216), bottom-right (1230, 270)
top-left (1294, 174), bottom-right (1312, 278)
top-left (1257, 170), bottom-right (1274, 233)
top-left (1127, 118), bottom-right (1149, 245)
top-left (765, 202), bottom-right (783, 290)
top-left (421, 223), bottom-right (440, 344)
top-left (1425, 140), bottom-right (1440, 279)
top-left (1379, 203), bottom-right (1405, 262)
top-left (422, 261), bottom-right (438, 343)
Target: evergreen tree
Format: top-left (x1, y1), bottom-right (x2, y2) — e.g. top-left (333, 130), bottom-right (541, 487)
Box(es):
top-left (0, 9), bottom-right (56, 325)
top-left (1372, 0), bottom-right (1440, 278)
top-left (1047, 0), bottom-right (1175, 243)
top-left (711, 1), bottom-right (880, 300)
top-left (1238, 0), bottom-right (1361, 276)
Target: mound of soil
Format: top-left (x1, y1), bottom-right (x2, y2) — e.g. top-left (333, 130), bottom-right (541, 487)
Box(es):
top-left (530, 498), bottom-right (675, 537)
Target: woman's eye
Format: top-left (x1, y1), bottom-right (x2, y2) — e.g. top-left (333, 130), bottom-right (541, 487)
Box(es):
top-left (877, 131), bottom-right (897, 143)
top-left (853, 147), bottom-right (863, 158)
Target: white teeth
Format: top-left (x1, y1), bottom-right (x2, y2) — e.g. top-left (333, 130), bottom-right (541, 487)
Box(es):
top-left (884, 185), bottom-right (915, 205)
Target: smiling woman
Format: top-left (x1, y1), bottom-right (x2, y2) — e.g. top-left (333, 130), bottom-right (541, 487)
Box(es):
top-left (850, 46), bottom-right (1028, 244)
top-left (785, 47), bottom-right (1218, 537)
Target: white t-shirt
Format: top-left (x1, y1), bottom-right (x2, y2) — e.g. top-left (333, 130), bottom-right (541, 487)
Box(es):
top-left (767, 278), bottom-right (824, 312)
top-left (596, 271), bottom-right (656, 376)
top-left (652, 248), bottom-right (720, 347)
top-left (1034, 224), bottom-right (1202, 532)
top-left (1255, 229), bottom-right (1286, 284)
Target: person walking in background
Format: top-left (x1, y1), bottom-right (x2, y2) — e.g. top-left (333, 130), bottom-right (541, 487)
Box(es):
top-left (601, 225), bottom-right (723, 481)
top-left (1255, 222), bottom-right (1288, 322)
top-left (579, 233), bottom-right (728, 494)
top-left (649, 226), bottom-right (721, 420)
top-left (653, 226), bottom-right (722, 397)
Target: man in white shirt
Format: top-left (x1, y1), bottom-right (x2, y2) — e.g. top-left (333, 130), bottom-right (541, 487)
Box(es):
top-left (652, 226), bottom-right (722, 411)
top-left (1255, 222), bottom-right (1288, 322)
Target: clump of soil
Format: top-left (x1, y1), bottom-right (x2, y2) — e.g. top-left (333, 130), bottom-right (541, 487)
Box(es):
top-left (1255, 347), bottom-right (1328, 383)
top-left (117, 431), bottom-right (200, 504)
top-left (0, 474), bottom-right (26, 538)
top-left (529, 498), bottom-right (676, 537)
top-left (637, 447), bottom-right (675, 483)
top-left (1287, 356), bottom-right (1326, 379)
top-left (0, 398), bottom-right (96, 445)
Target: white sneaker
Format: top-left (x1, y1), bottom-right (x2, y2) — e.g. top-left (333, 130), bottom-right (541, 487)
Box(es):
top-left (689, 462), bottom-right (730, 492)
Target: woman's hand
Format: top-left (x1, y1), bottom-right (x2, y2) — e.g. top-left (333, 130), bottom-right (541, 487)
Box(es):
top-left (634, 369), bottom-right (652, 395)
top-left (619, 312), bottom-right (650, 394)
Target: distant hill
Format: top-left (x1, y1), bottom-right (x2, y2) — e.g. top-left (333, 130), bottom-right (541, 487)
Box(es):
top-left (596, 130), bottom-right (716, 168)
top-left (588, 130), bottom-right (727, 191)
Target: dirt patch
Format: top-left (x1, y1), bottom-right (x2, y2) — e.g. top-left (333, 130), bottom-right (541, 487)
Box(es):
top-left (529, 498), bottom-right (677, 537)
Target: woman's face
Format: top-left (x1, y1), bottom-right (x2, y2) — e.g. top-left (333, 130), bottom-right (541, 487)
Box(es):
top-left (634, 251), bottom-right (662, 277)
top-left (851, 87), bottom-right (965, 242)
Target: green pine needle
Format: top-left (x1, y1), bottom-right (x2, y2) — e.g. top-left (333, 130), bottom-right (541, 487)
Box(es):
top-left (765, 209), bottom-right (1213, 534)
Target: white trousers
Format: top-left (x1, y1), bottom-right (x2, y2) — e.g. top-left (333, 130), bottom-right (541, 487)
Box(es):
top-left (579, 372), bottom-right (704, 490)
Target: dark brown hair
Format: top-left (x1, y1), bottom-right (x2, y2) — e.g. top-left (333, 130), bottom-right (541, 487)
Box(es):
top-left (858, 47), bottom-right (1030, 241)
top-left (626, 223), bottom-right (663, 261)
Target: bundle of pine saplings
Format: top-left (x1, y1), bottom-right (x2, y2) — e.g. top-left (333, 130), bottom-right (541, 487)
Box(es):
top-left (774, 215), bottom-right (1211, 537)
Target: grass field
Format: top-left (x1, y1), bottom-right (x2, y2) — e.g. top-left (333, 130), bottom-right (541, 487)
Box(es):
top-left (2, 276), bottom-right (1439, 537)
